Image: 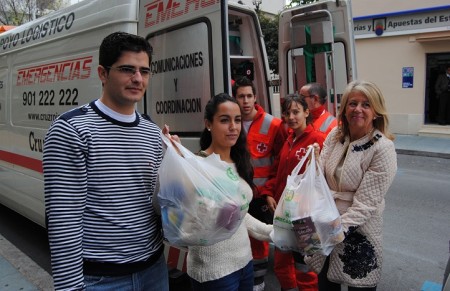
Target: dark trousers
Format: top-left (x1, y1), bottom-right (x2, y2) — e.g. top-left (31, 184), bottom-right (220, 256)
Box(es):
top-left (318, 256), bottom-right (376, 291)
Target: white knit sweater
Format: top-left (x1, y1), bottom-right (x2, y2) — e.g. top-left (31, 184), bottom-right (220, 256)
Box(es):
top-left (186, 160), bottom-right (273, 283)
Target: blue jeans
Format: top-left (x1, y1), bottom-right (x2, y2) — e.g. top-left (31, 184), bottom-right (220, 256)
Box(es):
top-left (190, 261), bottom-right (254, 291)
top-left (84, 254), bottom-right (169, 291)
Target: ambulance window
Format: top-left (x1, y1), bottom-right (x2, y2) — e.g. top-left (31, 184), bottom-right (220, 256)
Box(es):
top-left (229, 13), bottom-right (256, 83)
top-left (286, 42), bottom-right (349, 97)
top-left (228, 9), bottom-right (265, 105)
top-left (333, 42), bottom-right (347, 96)
top-left (229, 16), bottom-right (243, 56)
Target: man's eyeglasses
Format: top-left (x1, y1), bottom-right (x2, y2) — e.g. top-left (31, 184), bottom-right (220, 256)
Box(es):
top-left (106, 65), bottom-right (151, 78)
top-left (300, 94), bottom-right (314, 99)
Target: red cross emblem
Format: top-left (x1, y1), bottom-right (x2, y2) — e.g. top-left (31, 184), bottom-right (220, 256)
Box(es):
top-left (295, 148), bottom-right (306, 160)
top-left (256, 142), bottom-right (268, 153)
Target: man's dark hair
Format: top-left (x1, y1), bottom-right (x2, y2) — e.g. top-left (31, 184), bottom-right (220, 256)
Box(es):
top-left (307, 83), bottom-right (327, 105)
top-left (232, 76), bottom-right (256, 97)
top-left (99, 32), bottom-right (153, 69)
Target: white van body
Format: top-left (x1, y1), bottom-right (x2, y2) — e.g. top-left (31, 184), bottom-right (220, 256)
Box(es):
top-left (0, 0), bottom-right (273, 228)
top-left (0, 0), bottom-right (356, 274)
top-left (140, 0), bottom-right (275, 149)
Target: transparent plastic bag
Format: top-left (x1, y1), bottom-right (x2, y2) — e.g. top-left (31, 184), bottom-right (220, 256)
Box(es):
top-left (157, 135), bottom-right (246, 246)
top-left (273, 147), bottom-right (344, 255)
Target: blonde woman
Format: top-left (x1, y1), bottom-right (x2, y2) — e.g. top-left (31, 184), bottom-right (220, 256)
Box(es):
top-left (308, 80), bottom-right (398, 290)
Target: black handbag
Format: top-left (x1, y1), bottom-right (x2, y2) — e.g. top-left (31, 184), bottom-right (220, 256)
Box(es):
top-left (248, 197), bottom-right (273, 224)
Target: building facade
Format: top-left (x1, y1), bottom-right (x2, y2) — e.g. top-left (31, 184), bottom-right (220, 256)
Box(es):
top-left (351, 0), bottom-right (450, 137)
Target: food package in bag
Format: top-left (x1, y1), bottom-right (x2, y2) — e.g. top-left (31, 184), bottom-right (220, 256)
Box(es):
top-left (158, 136), bottom-right (245, 246)
top-left (273, 147), bottom-right (344, 255)
top-left (292, 213), bottom-right (344, 256)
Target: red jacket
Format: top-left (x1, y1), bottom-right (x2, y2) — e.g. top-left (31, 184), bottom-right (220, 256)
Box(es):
top-left (262, 124), bottom-right (324, 202)
top-left (311, 105), bottom-right (337, 137)
top-left (247, 105), bottom-right (287, 196)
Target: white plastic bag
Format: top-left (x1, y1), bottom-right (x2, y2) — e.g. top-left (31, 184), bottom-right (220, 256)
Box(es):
top-left (273, 147), bottom-right (344, 255)
top-left (157, 135), bottom-right (247, 246)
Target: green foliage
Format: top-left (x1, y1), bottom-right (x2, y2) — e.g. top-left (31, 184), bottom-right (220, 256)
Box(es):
top-left (287, 0), bottom-right (320, 8)
top-left (258, 0), bottom-right (320, 73)
top-left (0, 0), bottom-right (67, 26)
top-left (258, 12), bottom-right (279, 74)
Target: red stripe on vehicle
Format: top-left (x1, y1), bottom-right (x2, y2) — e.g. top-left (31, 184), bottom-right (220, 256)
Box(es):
top-left (0, 150), bottom-right (43, 173)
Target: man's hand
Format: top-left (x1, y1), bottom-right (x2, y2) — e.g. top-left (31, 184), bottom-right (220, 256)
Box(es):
top-left (162, 124), bottom-right (180, 143)
top-left (162, 124), bottom-right (182, 156)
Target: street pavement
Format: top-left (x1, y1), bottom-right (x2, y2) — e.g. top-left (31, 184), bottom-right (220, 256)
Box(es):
top-left (1, 134), bottom-right (449, 291)
top-left (393, 134), bottom-right (450, 159)
top-left (0, 233), bottom-right (53, 290)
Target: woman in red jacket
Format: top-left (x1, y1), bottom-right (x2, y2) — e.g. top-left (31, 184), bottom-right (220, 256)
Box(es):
top-left (263, 94), bottom-right (325, 291)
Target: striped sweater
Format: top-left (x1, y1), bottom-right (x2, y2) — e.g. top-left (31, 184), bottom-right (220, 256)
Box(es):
top-left (43, 101), bottom-right (163, 290)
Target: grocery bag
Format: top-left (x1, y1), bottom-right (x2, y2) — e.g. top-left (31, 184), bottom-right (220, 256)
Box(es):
top-left (157, 135), bottom-right (248, 246)
top-left (273, 146), bottom-right (344, 255)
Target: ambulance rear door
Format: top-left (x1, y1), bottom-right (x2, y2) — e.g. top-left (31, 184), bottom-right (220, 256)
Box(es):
top-left (138, 0), bottom-right (273, 150)
top-left (278, 0), bottom-right (357, 116)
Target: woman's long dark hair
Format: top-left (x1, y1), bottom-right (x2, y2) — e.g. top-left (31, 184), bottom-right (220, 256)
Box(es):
top-left (200, 93), bottom-right (255, 189)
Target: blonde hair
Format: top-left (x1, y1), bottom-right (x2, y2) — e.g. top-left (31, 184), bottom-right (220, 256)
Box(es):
top-left (337, 80), bottom-right (395, 142)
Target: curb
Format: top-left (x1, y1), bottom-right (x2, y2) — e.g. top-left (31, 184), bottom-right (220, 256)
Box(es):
top-left (0, 234), bottom-right (53, 291)
top-left (396, 149), bottom-right (450, 159)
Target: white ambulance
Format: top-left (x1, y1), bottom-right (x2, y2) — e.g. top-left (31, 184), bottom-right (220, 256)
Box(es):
top-left (278, 0), bottom-right (357, 116)
top-left (0, 0), bottom-right (356, 276)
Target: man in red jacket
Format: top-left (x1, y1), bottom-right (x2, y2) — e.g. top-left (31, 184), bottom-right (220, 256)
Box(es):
top-left (300, 83), bottom-right (337, 137)
top-left (233, 76), bottom-right (287, 291)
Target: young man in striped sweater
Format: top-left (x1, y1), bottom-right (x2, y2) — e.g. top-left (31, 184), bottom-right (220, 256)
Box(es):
top-left (43, 32), bottom-right (169, 291)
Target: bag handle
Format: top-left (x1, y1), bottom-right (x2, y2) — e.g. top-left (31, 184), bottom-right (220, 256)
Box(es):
top-left (290, 146), bottom-right (315, 176)
top-left (161, 134), bottom-right (194, 159)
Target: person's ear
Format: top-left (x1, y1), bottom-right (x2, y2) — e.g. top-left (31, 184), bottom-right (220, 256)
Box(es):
top-left (204, 120), bottom-right (211, 131)
top-left (98, 66), bottom-right (108, 83)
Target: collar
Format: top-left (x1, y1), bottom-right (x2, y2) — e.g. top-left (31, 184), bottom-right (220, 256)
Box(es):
top-left (311, 105), bottom-right (325, 120)
top-left (343, 129), bottom-right (383, 152)
top-left (252, 104), bottom-right (266, 121)
top-left (288, 124), bottom-right (314, 144)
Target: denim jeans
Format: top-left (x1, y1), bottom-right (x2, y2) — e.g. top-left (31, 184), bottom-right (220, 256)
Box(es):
top-left (190, 261), bottom-right (254, 291)
top-left (84, 254), bottom-right (169, 291)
